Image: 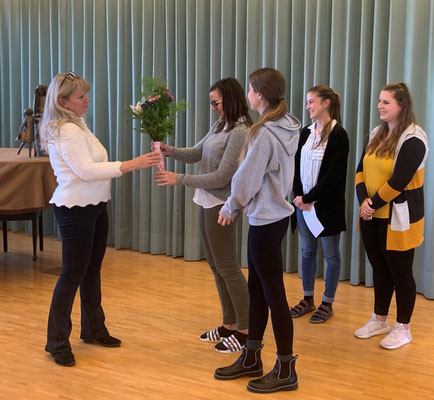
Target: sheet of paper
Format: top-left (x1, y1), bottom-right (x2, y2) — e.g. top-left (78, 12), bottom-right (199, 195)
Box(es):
top-left (302, 206), bottom-right (324, 238)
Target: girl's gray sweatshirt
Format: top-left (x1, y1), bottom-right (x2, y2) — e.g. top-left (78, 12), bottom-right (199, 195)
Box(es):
top-left (170, 120), bottom-right (249, 201)
top-left (220, 113), bottom-right (300, 226)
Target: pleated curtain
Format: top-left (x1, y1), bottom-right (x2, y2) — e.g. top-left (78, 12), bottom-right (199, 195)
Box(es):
top-left (1, 0), bottom-right (433, 298)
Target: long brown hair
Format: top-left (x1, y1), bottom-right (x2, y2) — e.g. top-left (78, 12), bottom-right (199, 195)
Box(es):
top-left (209, 78), bottom-right (253, 132)
top-left (366, 82), bottom-right (415, 157)
top-left (240, 67), bottom-right (288, 160)
top-left (308, 85), bottom-right (341, 148)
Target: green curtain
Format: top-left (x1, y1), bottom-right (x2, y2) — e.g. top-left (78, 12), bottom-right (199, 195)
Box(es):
top-left (1, 0), bottom-right (433, 298)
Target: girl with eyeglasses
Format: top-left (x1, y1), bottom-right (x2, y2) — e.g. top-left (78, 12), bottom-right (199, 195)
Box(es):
top-left (39, 72), bottom-right (162, 366)
top-left (154, 78), bottom-right (252, 353)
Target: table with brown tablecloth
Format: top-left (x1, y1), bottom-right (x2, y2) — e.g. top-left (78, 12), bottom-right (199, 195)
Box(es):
top-left (0, 148), bottom-right (57, 214)
top-left (0, 147), bottom-right (57, 259)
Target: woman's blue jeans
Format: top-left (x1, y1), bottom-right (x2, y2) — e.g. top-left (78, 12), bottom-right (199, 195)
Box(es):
top-left (296, 208), bottom-right (341, 303)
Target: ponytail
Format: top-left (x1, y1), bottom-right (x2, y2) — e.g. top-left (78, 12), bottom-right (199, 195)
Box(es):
top-left (240, 68), bottom-right (287, 161)
top-left (308, 85), bottom-right (341, 148)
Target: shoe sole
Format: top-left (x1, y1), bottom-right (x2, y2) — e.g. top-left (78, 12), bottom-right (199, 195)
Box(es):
top-left (83, 339), bottom-right (121, 347)
top-left (54, 359), bottom-right (75, 366)
top-left (309, 310), bottom-right (334, 324)
top-left (214, 370), bottom-right (263, 381)
top-left (200, 337), bottom-right (221, 343)
top-left (354, 327), bottom-right (390, 339)
top-left (247, 381), bottom-right (298, 393)
top-left (215, 347), bottom-right (243, 354)
top-left (380, 338), bottom-right (412, 350)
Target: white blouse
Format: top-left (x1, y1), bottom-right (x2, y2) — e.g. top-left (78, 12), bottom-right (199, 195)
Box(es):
top-left (300, 120), bottom-right (337, 195)
top-left (47, 122), bottom-right (122, 208)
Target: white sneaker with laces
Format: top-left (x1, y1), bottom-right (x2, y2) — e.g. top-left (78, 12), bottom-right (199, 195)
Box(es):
top-left (379, 322), bottom-right (412, 349)
top-left (354, 313), bottom-right (390, 339)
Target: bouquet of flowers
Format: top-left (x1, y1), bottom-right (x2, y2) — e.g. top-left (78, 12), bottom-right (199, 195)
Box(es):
top-left (130, 77), bottom-right (187, 170)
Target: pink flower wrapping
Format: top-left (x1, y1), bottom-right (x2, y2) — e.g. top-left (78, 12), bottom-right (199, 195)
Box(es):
top-left (151, 141), bottom-right (165, 171)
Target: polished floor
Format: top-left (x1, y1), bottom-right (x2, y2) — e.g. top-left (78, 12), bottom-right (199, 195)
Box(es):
top-left (1, 230), bottom-right (433, 400)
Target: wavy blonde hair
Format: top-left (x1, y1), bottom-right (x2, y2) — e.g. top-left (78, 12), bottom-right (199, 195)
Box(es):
top-left (239, 68), bottom-right (288, 161)
top-left (39, 73), bottom-right (90, 150)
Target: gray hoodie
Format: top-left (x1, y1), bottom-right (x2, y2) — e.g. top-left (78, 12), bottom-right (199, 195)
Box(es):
top-left (220, 113), bottom-right (300, 226)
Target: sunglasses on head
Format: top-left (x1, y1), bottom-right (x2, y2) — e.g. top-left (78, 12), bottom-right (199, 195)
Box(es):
top-left (210, 100), bottom-right (222, 108)
top-left (59, 72), bottom-right (78, 88)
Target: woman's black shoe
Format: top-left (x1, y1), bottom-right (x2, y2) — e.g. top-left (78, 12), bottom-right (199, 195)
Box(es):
top-left (51, 351), bottom-right (75, 367)
top-left (247, 355), bottom-right (298, 393)
top-left (83, 335), bottom-right (121, 347)
top-left (214, 345), bottom-right (263, 380)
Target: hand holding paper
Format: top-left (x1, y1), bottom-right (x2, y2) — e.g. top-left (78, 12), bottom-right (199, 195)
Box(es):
top-left (302, 205), bottom-right (324, 238)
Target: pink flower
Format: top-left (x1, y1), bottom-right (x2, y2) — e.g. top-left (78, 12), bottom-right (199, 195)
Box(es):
top-left (146, 94), bottom-right (161, 103)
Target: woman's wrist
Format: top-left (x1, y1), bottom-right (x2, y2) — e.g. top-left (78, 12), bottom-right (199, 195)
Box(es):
top-left (119, 160), bottom-right (133, 174)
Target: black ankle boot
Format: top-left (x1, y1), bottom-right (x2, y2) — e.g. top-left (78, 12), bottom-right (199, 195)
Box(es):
top-left (247, 355), bottom-right (298, 393)
top-left (214, 345), bottom-right (263, 380)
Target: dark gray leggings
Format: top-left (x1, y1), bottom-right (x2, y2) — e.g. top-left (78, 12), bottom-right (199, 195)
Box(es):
top-left (199, 205), bottom-right (249, 330)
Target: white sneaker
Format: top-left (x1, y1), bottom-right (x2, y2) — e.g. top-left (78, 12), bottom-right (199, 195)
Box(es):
top-left (379, 322), bottom-right (412, 349)
top-left (354, 313), bottom-right (390, 339)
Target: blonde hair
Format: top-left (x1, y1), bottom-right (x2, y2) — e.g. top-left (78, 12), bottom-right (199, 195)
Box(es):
top-left (308, 85), bottom-right (342, 148)
top-left (366, 82), bottom-right (416, 158)
top-left (240, 68), bottom-right (288, 161)
top-left (39, 73), bottom-right (90, 150)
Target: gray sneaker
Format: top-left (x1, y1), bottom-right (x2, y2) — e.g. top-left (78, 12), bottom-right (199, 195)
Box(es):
top-left (354, 313), bottom-right (390, 339)
top-left (379, 323), bottom-right (412, 349)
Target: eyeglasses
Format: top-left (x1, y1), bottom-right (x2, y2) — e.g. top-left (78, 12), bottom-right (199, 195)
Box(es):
top-left (60, 72), bottom-right (78, 88)
top-left (210, 100), bottom-right (222, 108)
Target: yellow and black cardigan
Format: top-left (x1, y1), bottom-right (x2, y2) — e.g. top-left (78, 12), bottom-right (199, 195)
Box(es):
top-left (355, 123), bottom-right (429, 251)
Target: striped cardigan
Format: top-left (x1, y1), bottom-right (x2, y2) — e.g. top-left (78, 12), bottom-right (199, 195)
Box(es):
top-left (355, 123), bottom-right (429, 251)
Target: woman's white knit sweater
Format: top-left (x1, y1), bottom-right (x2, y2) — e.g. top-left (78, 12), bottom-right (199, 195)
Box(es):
top-left (47, 122), bottom-right (122, 208)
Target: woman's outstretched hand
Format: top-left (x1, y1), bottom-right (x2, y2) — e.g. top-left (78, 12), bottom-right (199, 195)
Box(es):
top-left (154, 170), bottom-right (177, 186)
top-left (120, 151), bottom-right (162, 174)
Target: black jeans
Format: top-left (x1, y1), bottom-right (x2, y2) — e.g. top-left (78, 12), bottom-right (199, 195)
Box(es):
top-left (45, 202), bottom-right (110, 354)
top-left (247, 217), bottom-right (293, 356)
top-left (360, 218), bottom-right (416, 324)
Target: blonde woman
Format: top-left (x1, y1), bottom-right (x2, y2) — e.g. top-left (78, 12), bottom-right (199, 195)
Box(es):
top-left (39, 72), bottom-right (161, 366)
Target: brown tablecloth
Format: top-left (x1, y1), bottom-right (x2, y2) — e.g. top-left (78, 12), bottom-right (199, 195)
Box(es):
top-left (0, 148), bottom-right (58, 214)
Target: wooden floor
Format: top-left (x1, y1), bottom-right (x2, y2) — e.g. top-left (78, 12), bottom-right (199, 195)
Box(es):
top-left (1, 231), bottom-right (433, 400)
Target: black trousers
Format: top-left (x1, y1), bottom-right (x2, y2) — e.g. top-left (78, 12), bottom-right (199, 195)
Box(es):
top-left (247, 217), bottom-right (293, 356)
top-left (45, 202), bottom-right (110, 353)
top-left (360, 218), bottom-right (416, 324)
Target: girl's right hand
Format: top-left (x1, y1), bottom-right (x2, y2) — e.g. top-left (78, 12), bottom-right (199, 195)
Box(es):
top-left (360, 198), bottom-right (375, 220)
top-left (293, 196), bottom-right (311, 211)
top-left (159, 143), bottom-right (173, 156)
top-left (218, 210), bottom-right (235, 226)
